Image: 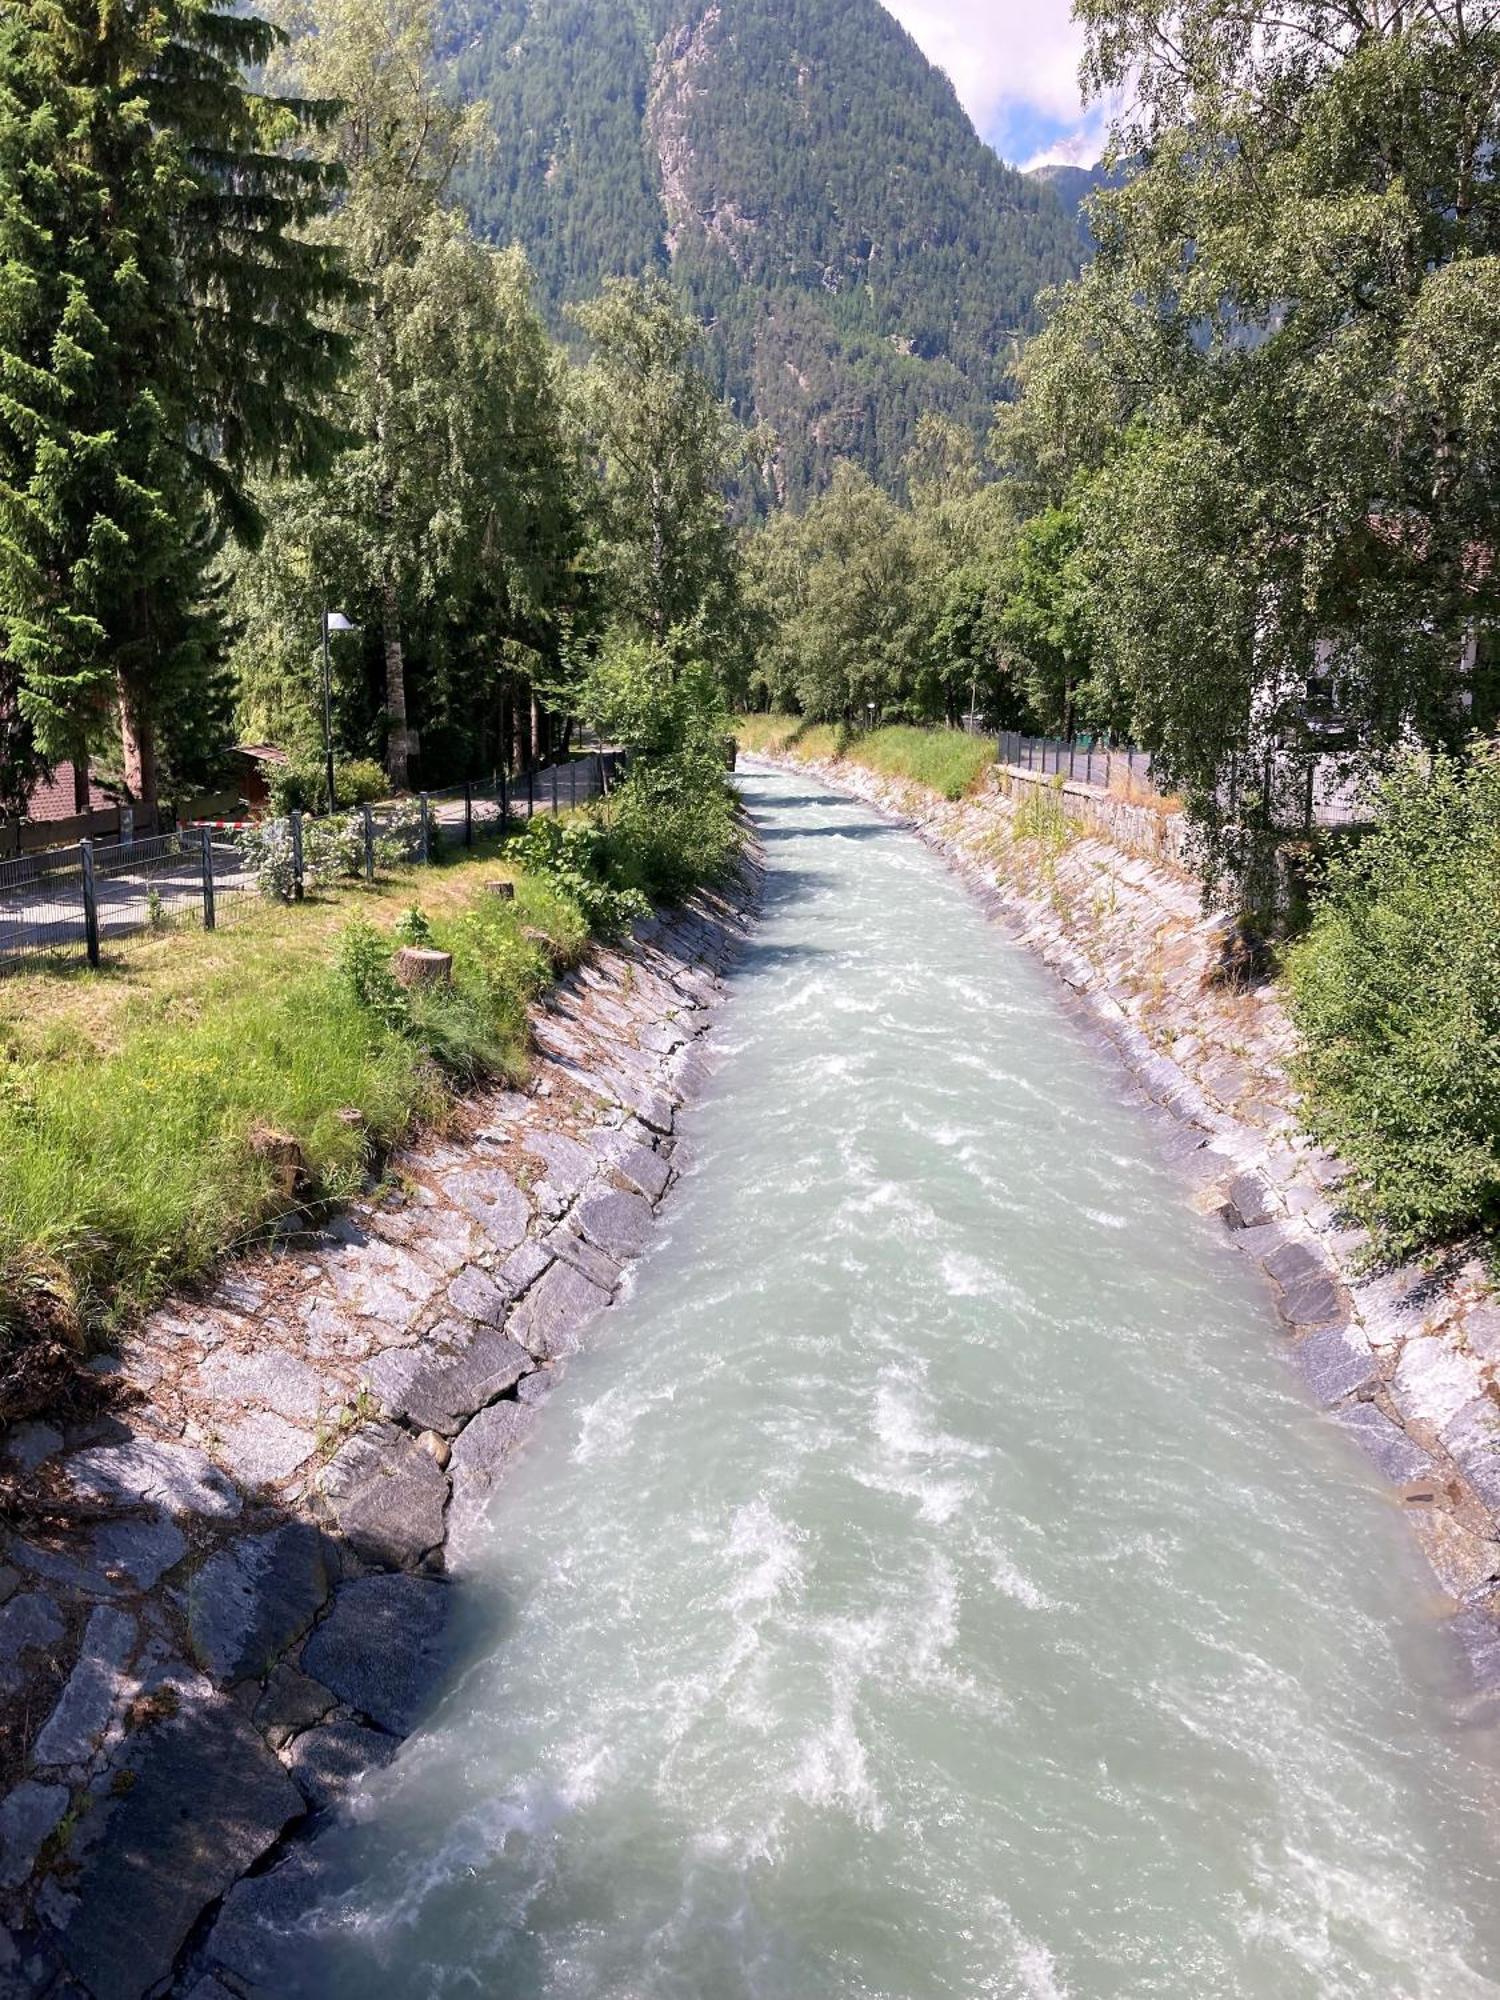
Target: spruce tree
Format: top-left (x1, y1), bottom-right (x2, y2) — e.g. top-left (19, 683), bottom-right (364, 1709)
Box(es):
top-left (0, 0), bottom-right (351, 806)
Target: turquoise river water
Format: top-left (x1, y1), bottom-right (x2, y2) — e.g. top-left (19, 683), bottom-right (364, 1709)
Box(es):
top-left (280, 765), bottom-right (1500, 1998)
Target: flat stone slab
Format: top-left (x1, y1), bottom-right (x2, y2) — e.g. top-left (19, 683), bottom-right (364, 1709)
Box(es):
top-left (1291, 1324), bottom-right (1379, 1406)
top-left (447, 1400), bottom-right (541, 1542)
top-left (313, 1422), bottom-right (449, 1569)
top-left (56, 1697), bottom-right (303, 2000)
top-left (573, 1187), bottom-right (655, 1262)
top-left (1405, 1503), bottom-right (1500, 1599)
top-left (591, 1131), bottom-right (671, 1202)
top-left (254, 1662), bottom-right (336, 1749)
top-left (91, 1512), bottom-right (186, 1592)
top-left (0, 1780), bottom-right (68, 1890)
top-left (446, 1264), bottom-right (509, 1327)
top-left (300, 1574), bottom-right (451, 1734)
top-left (439, 1165), bottom-right (530, 1251)
top-left (32, 1604), bottom-right (136, 1768)
top-left (213, 1410), bottom-right (317, 1488)
top-left (0, 1592), bottom-right (65, 1695)
top-left (1332, 1403), bottom-right (1433, 1485)
top-left (202, 1845), bottom-right (334, 1993)
top-left (194, 1346), bottom-right (333, 1424)
top-left (395, 1323), bottom-right (532, 1436)
top-left (1392, 1336), bottom-right (1482, 1434)
top-left (66, 1437), bottom-right (241, 1520)
top-left (507, 1258), bottom-right (612, 1361)
top-left (546, 1225), bottom-right (621, 1295)
top-left (1441, 1398), bottom-right (1500, 1513)
top-left (287, 1719), bottom-right (399, 1811)
top-left (186, 1522), bottom-right (334, 1684)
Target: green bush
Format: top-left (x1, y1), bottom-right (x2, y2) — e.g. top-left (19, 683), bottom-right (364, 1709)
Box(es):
top-left (513, 813), bottom-right (650, 936)
top-left (607, 750), bottom-right (741, 900)
top-left (268, 757), bottom-right (389, 815)
top-left (1287, 753), bottom-right (1500, 1261)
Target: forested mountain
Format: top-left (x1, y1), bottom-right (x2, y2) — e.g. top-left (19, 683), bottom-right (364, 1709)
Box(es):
top-left (441, 0), bottom-right (1085, 502)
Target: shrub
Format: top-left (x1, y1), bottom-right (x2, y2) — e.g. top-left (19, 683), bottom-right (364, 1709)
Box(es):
top-left (607, 751), bottom-right (740, 900)
top-left (1287, 753), bottom-right (1500, 1261)
top-left (268, 757), bottom-right (389, 815)
top-left (514, 813), bottom-right (650, 935)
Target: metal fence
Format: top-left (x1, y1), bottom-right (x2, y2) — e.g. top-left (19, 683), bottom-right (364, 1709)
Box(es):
top-left (0, 751), bottom-right (626, 976)
top-left (993, 728), bottom-right (1370, 831)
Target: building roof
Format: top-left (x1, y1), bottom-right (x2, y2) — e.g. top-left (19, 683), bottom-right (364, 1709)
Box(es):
top-left (24, 761), bottom-right (119, 824)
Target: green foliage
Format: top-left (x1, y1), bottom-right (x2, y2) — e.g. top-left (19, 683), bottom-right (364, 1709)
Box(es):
top-left (608, 755), bottom-right (741, 901)
top-left (268, 759), bottom-right (389, 815)
top-left (0, 0), bottom-right (351, 804)
top-left (1003, 0), bottom-right (1500, 874)
top-left (1287, 755), bottom-right (1500, 1262)
top-left (736, 714), bottom-right (991, 802)
top-left (513, 815), bottom-right (650, 937)
top-left (443, 0), bottom-right (1084, 500)
top-left (393, 905), bottom-right (436, 947)
top-left (568, 278), bottom-right (744, 657)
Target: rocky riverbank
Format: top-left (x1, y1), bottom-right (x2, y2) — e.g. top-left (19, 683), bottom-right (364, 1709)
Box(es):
top-left (743, 751), bottom-right (1500, 1706)
top-left (0, 853), bottom-right (761, 1999)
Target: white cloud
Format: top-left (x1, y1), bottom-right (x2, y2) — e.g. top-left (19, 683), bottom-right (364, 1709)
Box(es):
top-left (879, 0), bottom-right (1104, 165)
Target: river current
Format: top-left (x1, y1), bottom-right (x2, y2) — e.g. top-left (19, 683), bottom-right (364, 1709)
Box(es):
top-left (282, 765), bottom-right (1500, 1999)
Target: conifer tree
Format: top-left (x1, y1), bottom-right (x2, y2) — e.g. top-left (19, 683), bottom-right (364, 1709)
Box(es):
top-left (0, 0), bottom-right (350, 805)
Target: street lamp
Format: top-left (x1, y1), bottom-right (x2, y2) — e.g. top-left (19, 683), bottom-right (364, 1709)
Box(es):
top-left (321, 608), bottom-right (358, 814)
top-left (866, 701), bottom-right (876, 732)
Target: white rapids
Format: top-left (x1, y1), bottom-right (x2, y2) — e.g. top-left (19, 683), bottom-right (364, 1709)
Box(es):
top-left (254, 765), bottom-right (1500, 1999)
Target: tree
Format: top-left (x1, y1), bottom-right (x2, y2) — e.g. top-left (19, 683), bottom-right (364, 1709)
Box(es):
top-left (568, 277), bottom-right (743, 659)
top-left (0, 0), bottom-right (349, 805)
top-left (991, 503), bottom-right (1101, 738)
top-left (262, 0), bottom-right (487, 788)
top-left (1005, 0), bottom-right (1500, 859)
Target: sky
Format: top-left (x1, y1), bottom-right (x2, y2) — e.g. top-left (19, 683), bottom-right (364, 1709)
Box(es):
top-left (880, 0), bottom-right (1108, 169)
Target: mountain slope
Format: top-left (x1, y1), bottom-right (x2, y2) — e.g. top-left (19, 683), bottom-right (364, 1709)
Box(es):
top-left (443, 0), bottom-right (1084, 502)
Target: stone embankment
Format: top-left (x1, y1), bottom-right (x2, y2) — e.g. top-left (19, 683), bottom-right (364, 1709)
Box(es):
top-left (746, 751), bottom-right (1500, 1702)
top-left (0, 857), bottom-right (760, 1999)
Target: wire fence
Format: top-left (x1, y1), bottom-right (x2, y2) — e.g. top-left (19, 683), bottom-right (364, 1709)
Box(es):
top-left (992, 728), bottom-right (1370, 831)
top-left (0, 751), bottom-right (626, 977)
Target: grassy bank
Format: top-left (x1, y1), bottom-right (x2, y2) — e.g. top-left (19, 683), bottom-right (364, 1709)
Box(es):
top-left (0, 847), bottom-right (594, 1350)
top-left (735, 715), bottom-right (994, 801)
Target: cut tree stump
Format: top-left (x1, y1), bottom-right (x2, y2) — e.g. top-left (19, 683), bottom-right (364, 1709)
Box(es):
top-left (393, 947), bottom-right (453, 988)
top-left (485, 881), bottom-right (516, 902)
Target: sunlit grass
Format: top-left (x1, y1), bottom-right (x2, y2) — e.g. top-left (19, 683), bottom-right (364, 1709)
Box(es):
top-left (735, 715), bottom-right (993, 801)
top-left (0, 842), bottom-right (587, 1343)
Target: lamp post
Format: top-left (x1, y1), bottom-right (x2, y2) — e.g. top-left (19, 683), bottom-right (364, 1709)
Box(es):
top-left (866, 701), bottom-right (876, 733)
top-left (321, 608), bottom-right (357, 814)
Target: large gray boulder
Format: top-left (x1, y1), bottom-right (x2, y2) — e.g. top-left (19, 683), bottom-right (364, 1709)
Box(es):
top-left (56, 1697), bottom-right (303, 2000)
top-left (312, 1422), bottom-right (449, 1569)
top-left (185, 1522), bottom-right (334, 1685)
top-left (300, 1573), bottom-right (450, 1734)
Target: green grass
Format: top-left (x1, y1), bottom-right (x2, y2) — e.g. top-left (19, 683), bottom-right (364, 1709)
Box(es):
top-left (0, 843), bottom-right (589, 1346)
top-left (735, 715), bottom-right (993, 801)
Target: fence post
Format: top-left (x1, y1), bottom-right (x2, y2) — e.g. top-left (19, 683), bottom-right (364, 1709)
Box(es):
top-left (597, 750), bottom-right (608, 799)
top-left (80, 839), bottom-right (100, 969)
top-left (199, 827), bottom-right (216, 932)
top-left (527, 766), bottom-right (535, 818)
top-left (464, 780), bottom-right (473, 848)
top-left (290, 811), bottom-right (304, 903)
top-left (499, 769), bottom-right (509, 836)
top-left (419, 793), bottom-right (432, 863)
top-left (361, 804), bottom-right (375, 882)
top-left (1068, 741), bottom-right (1076, 781)
top-left (551, 762), bottom-right (559, 815)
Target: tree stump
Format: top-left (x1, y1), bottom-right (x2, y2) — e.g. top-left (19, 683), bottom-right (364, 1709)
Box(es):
top-left (393, 946), bottom-right (453, 988)
top-left (247, 1124), bottom-right (307, 1201)
top-left (485, 881), bottom-right (516, 902)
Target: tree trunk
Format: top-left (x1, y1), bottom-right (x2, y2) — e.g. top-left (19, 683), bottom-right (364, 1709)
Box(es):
top-left (381, 577), bottom-right (411, 791)
top-left (530, 688), bottom-right (542, 768)
top-left (117, 674), bottom-right (157, 806)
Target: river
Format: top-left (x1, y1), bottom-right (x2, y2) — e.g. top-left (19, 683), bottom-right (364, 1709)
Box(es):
top-left (265, 764), bottom-right (1500, 1999)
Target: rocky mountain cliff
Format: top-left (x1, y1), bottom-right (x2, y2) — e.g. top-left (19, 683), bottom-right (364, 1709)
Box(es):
top-left (442, 0), bottom-right (1086, 502)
